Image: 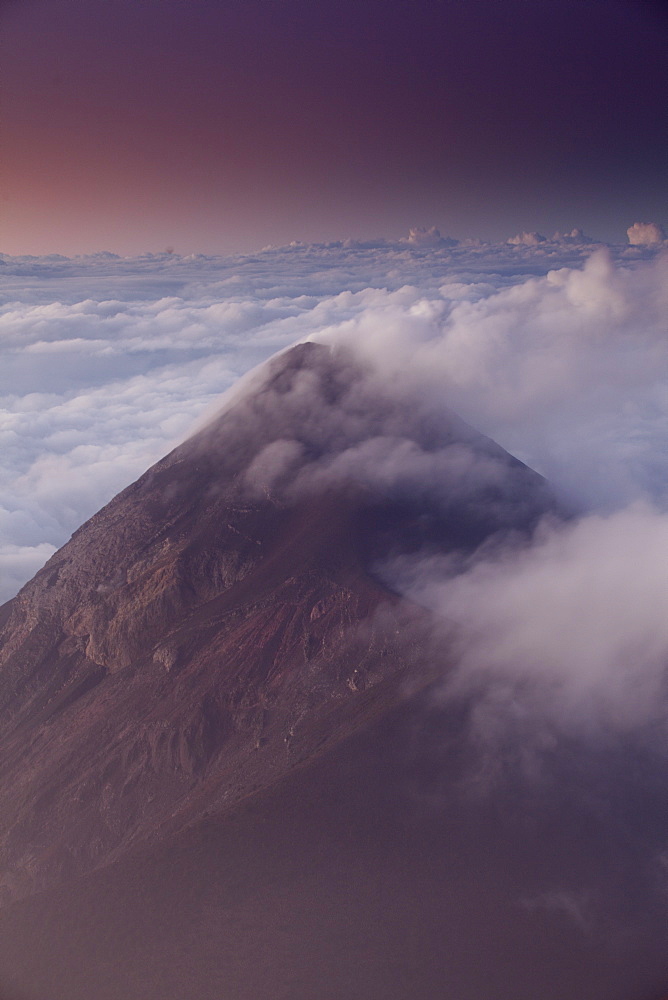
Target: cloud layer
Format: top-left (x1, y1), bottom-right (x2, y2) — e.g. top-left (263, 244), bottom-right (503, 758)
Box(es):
top-left (0, 237), bottom-right (604, 602)
top-left (0, 237), bottom-right (665, 608)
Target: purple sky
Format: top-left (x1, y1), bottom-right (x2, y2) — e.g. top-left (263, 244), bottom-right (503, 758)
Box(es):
top-left (1, 0), bottom-right (666, 254)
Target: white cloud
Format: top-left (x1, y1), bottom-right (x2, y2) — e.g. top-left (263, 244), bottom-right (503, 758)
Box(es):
top-left (627, 221), bottom-right (666, 246)
top-left (405, 226), bottom-right (457, 248)
top-left (552, 228), bottom-right (590, 244)
top-left (328, 248), bottom-right (668, 511)
top-left (392, 503), bottom-right (668, 743)
top-left (0, 541), bottom-right (58, 602)
top-left (508, 231), bottom-right (546, 246)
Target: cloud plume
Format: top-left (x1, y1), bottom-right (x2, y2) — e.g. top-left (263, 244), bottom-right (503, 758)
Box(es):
top-left (391, 503), bottom-right (668, 742)
top-left (327, 247), bottom-right (668, 512)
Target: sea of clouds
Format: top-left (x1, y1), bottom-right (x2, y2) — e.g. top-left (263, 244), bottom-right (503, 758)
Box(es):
top-left (2, 232), bottom-right (668, 753)
top-left (0, 234), bottom-right (617, 602)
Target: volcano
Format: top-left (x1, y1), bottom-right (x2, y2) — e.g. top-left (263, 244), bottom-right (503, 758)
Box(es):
top-left (0, 342), bottom-right (665, 1000)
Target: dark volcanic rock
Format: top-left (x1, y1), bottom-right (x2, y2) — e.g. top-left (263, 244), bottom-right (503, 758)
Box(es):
top-left (0, 342), bottom-right (555, 901)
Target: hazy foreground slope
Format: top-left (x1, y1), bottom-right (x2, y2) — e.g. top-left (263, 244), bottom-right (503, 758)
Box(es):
top-left (0, 342), bottom-right (665, 999)
top-left (0, 696), bottom-right (666, 1000)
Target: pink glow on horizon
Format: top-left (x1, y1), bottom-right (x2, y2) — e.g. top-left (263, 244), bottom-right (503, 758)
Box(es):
top-left (1, 0), bottom-right (666, 255)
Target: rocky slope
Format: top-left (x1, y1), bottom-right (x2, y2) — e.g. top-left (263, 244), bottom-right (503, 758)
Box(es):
top-left (0, 341), bottom-right (555, 901)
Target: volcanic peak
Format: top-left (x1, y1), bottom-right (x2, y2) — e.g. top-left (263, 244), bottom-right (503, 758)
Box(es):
top-left (0, 340), bottom-right (554, 899)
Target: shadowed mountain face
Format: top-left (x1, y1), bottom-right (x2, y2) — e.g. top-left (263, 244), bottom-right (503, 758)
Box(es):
top-left (0, 342), bottom-right (665, 999)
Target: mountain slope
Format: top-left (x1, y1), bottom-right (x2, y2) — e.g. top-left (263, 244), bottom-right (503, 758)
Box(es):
top-left (0, 341), bottom-right (555, 901)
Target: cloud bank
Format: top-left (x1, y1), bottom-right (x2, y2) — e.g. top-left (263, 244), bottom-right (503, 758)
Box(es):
top-left (0, 236), bottom-right (614, 603)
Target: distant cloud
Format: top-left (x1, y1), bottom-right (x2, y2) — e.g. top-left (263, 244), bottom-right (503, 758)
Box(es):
top-left (507, 231), bottom-right (546, 246)
top-left (405, 226), bottom-right (458, 248)
top-left (552, 227), bottom-right (590, 244)
top-left (627, 221), bottom-right (666, 245)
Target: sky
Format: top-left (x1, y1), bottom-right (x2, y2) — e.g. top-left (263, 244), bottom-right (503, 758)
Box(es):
top-left (1, 0), bottom-right (666, 255)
